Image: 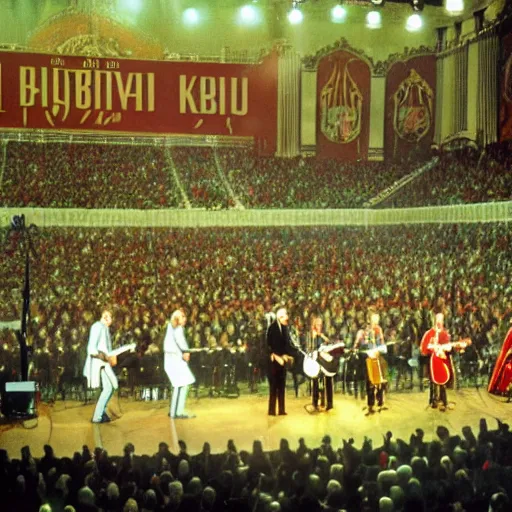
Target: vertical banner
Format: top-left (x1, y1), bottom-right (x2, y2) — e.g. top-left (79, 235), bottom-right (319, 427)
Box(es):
top-left (384, 55), bottom-right (436, 161)
top-left (316, 51), bottom-right (371, 160)
top-left (499, 32), bottom-right (512, 141)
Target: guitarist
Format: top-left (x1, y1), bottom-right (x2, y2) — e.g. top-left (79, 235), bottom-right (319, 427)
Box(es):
top-left (310, 317), bottom-right (334, 411)
top-left (355, 313), bottom-right (388, 414)
top-left (420, 312), bottom-right (452, 411)
top-left (83, 308), bottom-right (135, 423)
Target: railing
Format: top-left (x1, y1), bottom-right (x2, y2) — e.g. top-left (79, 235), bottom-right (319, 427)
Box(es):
top-left (1, 201), bottom-right (511, 228)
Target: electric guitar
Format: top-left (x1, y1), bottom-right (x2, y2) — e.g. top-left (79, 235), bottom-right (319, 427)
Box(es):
top-left (429, 338), bottom-right (471, 385)
top-left (99, 343), bottom-right (137, 367)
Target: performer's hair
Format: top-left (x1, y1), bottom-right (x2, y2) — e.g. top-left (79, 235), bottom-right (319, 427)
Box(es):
top-left (276, 308), bottom-right (287, 320)
top-left (171, 309), bottom-right (184, 323)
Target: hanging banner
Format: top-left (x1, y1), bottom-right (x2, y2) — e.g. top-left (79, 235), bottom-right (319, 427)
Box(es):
top-left (0, 50), bottom-right (278, 151)
top-left (316, 51), bottom-right (370, 160)
top-left (384, 55), bottom-right (436, 161)
top-left (500, 32), bottom-right (512, 141)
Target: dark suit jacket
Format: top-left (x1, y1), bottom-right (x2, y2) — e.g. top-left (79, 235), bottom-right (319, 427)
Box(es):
top-left (267, 321), bottom-right (292, 356)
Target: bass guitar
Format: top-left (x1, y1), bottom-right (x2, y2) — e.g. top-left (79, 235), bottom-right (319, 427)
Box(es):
top-left (429, 338), bottom-right (471, 386)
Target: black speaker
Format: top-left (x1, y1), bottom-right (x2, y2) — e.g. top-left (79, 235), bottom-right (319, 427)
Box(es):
top-left (1, 381), bottom-right (37, 418)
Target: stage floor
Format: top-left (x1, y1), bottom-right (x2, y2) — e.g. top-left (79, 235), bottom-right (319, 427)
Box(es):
top-left (1, 387), bottom-right (511, 458)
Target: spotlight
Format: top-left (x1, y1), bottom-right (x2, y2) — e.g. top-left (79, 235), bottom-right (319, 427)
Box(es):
top-left (445, 0), bottom-right (464, 14)
top-left (331, 5), bottom-right (347, 23)
top-left (288, 7), bottom-right (304, 24)
top-left (411, 0), bottom-right (424, 11)
top-left (183, 8), bottom-right (200, 25)
top-left (406, 13), bottom-right (423, 31)
top-left (366, 10), bottom-right (382, 29)
top-left (239, 5), bottom-right (259, 25)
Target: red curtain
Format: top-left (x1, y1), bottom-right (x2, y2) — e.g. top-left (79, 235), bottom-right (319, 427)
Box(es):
top-left (499, 32), bottom-right (512, 141)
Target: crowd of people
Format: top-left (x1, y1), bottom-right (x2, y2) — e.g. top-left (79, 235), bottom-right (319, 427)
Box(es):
top-left (4, 141), bottom-right (511, 210)
top-left (0, 222), bottom-right (510, 393)
top-left (0, 142), bottom-right (180, 209)
top-left (386, 145), bottom-right (512, 208)
top-left (2, 419), bottom-right (512, 512)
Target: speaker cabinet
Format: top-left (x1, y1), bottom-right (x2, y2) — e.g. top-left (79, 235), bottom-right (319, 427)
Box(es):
top-left (1, 381), bottom-right (37, 418)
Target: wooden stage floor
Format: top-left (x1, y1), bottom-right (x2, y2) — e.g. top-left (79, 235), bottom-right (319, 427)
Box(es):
top-left (1, 387), bottom-right (511, 458)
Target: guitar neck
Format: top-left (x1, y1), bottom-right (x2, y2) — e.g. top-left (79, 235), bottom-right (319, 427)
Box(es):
top-left (108, 343), bottom-right (135, 358)
top-left (319, 342), bottom-right (345, 354)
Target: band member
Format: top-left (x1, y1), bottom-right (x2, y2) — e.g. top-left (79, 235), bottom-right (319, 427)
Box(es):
top-left (310, 317), bottom-right (334, 411)
top-left (355, 313), bottom-right (387, 413)
top-left (420, 312), bottom-right (452, 411)
top-left (488, 322), bottom-right (512, 396)
top-left (164, 309), bottom-right (196, 419)
top-left (267, 308), bottom-right (294, 416)
top-left (83, 309), bottom-right (129, 423)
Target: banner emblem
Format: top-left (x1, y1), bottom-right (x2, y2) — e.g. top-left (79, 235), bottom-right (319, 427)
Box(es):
top-left (320, 57), bottom-right (362, 144)
top-left (393, 69), bottom-right (433, 142)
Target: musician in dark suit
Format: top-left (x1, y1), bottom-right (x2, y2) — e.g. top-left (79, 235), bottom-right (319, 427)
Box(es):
top-left (267, 308), bottom-right (294, 416)
top-left (310, 317), bottom-right (334, 411)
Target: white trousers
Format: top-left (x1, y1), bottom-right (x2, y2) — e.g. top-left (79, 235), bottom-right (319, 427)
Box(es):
top-left (93, 365), bottom-right (118, 422)
top-left (170, 385), bottom-right (189, 418)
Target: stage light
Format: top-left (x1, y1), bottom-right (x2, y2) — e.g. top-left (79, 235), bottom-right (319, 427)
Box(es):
top-left (411, 0), bottom-right (424, 11)
top-left (445, 0), bottom-right (464, 14)
top-left (183, 8), bottom-right (200, 25)
top-left (239, 5), bottom-right (259, 25)
top-left (406, 13), bottom-right (423, 31)
top-left (118, 0), bottom-right (143, 14)
top-left (288, 7), bottom-right (304, 24)
top-left (331, 5), bottom-right (347, 23)
top-left (366, 10), bottom-right (382, 29)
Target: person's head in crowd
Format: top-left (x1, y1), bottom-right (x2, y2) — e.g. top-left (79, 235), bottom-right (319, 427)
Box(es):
top-left (329, 463), bottom-right (344, 484)
top-left (141, 489), bottom-right (157, 512)
top-left (201, 486), bottom-right (216, 511)
top-left (168, 480), bottom-right (184, 507)
top-left (77, 486), bottom-right (96, 506)
top-left (396, 465), bottom-right (412, 489)
top-left (489, 492), bottom-right (510, 512)
top-left (379, 496), bottom-right (394, 512)
top-left (123, 498), bottom-right (138, 512)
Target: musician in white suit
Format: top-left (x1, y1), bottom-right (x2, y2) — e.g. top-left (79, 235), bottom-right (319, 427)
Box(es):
top-left (164, 309), bottom-right (196, 419)
top-left (83, 309), bottom-right (117, 423)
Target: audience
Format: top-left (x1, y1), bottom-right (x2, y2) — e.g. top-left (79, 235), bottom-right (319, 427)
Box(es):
top-left (1, 419), bottom-right (511, 511)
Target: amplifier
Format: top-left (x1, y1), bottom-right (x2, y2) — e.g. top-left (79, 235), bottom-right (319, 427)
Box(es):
top-left (1, 381), bottom-right (37, 418)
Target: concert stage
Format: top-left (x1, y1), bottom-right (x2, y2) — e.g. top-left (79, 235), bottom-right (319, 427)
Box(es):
top-left (0, 387), bottom-right (510, 458)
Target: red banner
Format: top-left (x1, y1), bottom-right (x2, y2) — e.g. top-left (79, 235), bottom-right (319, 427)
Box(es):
top-left (500, 32), bottom-right (512, 142)
top-left (0, 50), bottom-right (278, 151)
top-left (384, 55), bottom-right (436, 162)
top-left (316, 51), bottom-right (371, 160)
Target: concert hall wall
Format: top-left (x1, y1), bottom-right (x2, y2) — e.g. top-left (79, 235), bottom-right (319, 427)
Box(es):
top-left (315, 50), bottom-right (371, 160)
top-left (384, 55), bottom-right (436, 161)
top-left (499, 31), bottom-right (512, 142)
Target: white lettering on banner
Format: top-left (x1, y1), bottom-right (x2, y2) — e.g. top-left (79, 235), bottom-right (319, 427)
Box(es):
top-left (179, 75), bottom-right (248, 116)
